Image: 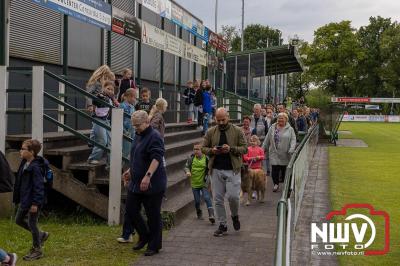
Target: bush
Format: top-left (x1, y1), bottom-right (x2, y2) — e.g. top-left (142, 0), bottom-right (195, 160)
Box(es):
top-left (305, 88), bottom-right (331, 108)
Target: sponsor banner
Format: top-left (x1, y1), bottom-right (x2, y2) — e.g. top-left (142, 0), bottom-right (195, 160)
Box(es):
top-left (185, 43), bottom-right (207, 66)
top-left (159, 0), bottom-right (171, 19)
top-left (365, 104), bottom-right (380, 110)
top-left (332, 97), bottom-right (400, 103)
top-left (141, 21), bottom-right (166, 50)
top-left (112, 7), bottom-right (141, 41)
top-left (370, 98), bottom-right (400, 103)
top-left (31, 0), bottom-right (112, 30)
top-left (142, 21), bottom-right (206, 66)
top-left (165, 32), bottom-right (184, 57)
top-left (388, 116), bottom-right (400, 122)
top-left (208, 31), bottom-right (228, 53)
top-left (171, 3), bottom-right (183, 26)
top-left (343, 115), bottom-right (400, 122)
top-left (331, 97), bottom-right (370, 103)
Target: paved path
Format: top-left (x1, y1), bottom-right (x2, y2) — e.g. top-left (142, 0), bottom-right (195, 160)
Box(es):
top-left (134, 177), bottom-right (281, 266)
top-left (291, 144), bottom-right (338, 266)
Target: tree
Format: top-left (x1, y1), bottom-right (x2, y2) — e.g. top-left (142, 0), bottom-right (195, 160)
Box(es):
top-left (287, 41), bottom-right (311, 99)
top-left (220, 25), bottom-right (239, 52)
top-left (357, 16), bottom-right (394, 97)
top-left (307, 21), bottom-right (364, 96)
top-left (380, 22), bottom-right (400, 98)
top-left (230, 24), bottom-right (283, 52)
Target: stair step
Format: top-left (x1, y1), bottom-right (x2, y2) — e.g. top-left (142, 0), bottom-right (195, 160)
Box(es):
top-left (164, 123), bottom-right (198, 133)
top-left (162, 187), bottom-right (194, 226)
top-left (165, 137), bottom-right (203, 158)
top-left (46, 145), bottom-right (91, 155)
top-left (164, 129), bottom-right (201, 145)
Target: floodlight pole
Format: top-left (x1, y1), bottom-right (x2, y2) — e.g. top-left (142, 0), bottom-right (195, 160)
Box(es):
top-left (215, 0), bottom-right (218, 32)
top-left (241, 0), bottom-right (244, 51)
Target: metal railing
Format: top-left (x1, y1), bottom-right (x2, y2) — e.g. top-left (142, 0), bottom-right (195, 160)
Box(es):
top-left (274, 123), bottom-right (319, 266)
top-left (1, 66), bottom-right (125, 225)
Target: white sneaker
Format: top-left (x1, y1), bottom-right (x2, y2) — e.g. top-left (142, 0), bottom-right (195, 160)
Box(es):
top-left (273, 184), bottom-right (279, 192)
top-left (117, 236), bottom-right (133, 243)
top-left (88, 160), bottom-right (100, 165)
top-left (193, 119), bottom-right (198, 122)
top-left (252, 191), bottom-right (257, 200)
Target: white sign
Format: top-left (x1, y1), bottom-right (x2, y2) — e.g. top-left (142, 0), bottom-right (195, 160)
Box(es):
top-left (165, 33), bottom-right (184, 57)
top-left (185, 44), bottom-right (207, 66)
top-left (388, 116), bottom-right (400, 123)
top-left (370, 98), bottom-right (400, 103)
top-left (141, 21), bottom-right (166, 50)
top-left (342, 115), bottom-right (400, 122)
top-left (159, 0), bottom-right (171, 19)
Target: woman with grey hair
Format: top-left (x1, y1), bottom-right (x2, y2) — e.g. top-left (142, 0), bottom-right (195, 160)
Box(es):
top-left (122, 110), bottom-right (167, 256)
top-left (262, 112), bottom-right (296, 192)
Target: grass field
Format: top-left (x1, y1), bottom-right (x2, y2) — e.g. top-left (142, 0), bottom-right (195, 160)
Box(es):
top-left (329, 122), bottom-right (400, 265)
top-left (0, 215), bottom-right (141, 266)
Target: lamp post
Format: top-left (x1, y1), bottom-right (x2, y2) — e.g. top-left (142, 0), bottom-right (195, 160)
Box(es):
top-left (241, 0), bottom-right (244, 51)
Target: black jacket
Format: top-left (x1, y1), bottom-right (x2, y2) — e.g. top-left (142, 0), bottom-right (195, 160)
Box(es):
top-left (0, 151), bottom-right (14, 193)
top-left (193, 89), bottom-right (203, 107)
top-left (129, 126), bottom-right (167, 194)
top-left (13, 157), bottom-right (45, 210)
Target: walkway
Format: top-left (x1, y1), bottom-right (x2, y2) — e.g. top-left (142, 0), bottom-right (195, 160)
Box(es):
top-left (134, 179), bottom-right (281, 266)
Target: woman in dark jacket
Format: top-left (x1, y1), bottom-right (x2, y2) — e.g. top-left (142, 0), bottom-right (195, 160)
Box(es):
top-left (13, 139), bottom-right (49, 261)
top-left (122, 110), bottom-right (167, 256)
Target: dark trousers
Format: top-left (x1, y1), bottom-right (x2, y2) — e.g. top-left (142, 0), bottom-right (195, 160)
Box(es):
top-left (271, 165), bottom-right (287, 185)
top-left (15, 206), bottom-right (42, 248)
top-left (198, 111), bottom-right (203, 126)
top-left (122, 208), bottom-right (136, 239)
top-left (126, 191), bottom-right (164, 251)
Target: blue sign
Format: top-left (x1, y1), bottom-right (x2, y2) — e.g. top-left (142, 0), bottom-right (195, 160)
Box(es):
top-left (31, 0), bottom-right (112, 30)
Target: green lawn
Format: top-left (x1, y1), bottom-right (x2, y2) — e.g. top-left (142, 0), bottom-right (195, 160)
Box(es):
top-left (329, 122), bottom-right (400, 265)
top-left (0, 215), bottom-right (141, 266)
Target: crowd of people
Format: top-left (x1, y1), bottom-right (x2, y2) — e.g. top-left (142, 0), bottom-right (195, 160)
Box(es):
top-left (0, 63), bottom-right (320, 261)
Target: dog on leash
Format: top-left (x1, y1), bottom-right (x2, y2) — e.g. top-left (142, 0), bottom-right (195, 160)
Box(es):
top-left (240, 164), bottom-right (267, 205)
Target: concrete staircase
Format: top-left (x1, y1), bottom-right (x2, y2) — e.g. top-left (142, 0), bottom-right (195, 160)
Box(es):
top-left (6, 122), bottom-right (204, 225)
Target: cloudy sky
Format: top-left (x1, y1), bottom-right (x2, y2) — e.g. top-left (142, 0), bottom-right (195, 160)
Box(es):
top-left (176, 0), bottom-right (400, 42)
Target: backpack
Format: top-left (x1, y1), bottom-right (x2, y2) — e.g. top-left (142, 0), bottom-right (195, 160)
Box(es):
top-left (42, 158), bottom-right (54, 189)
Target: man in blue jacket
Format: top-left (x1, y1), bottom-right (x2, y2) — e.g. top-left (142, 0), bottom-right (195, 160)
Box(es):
top-left (122, 110), bottom-right (167, 256)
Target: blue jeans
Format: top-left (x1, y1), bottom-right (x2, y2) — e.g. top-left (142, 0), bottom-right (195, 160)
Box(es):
top-left (263, 158), bottom-right (271, 174)
top-left (192, 187), bottom-right (213, 211)
top-left (0, 248), bottom-right (7, 262)
top-left (193, 105), bottom-right (199, 121)
top-left (202, 112), bottom-right (211, 134)
top-left (88, 119), bottom-right (111, 162)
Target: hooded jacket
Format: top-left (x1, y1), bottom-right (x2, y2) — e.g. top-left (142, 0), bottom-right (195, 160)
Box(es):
top-left (262, 122), bottom-right (296, 166)
top-left (13, 156), bottom-right (45, 209)
top-left (0, 151), bottom-right (14, 193)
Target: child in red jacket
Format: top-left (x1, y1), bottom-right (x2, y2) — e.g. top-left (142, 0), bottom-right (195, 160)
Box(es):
top-left (243, 135), bottom-right (265, 170)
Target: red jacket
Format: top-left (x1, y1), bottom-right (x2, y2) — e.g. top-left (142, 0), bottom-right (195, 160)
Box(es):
top-left (243, 146), bottom-right (265, 169)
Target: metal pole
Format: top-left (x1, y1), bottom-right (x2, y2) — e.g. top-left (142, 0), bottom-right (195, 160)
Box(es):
top-left (0, 0), bottom-right (9, 66)
top-left (59, 15), bottom-right (68, 132)
top-left (137, 3), bottom-right (142, 86)
top-left (107, 0), bottom-right (112, 66)
top-left (241, 0), bottom-right (244, 51)
top-left (247, 53), bottom-right (250, 99)
top-left (234, 55), bottom-right (237, 94)
top-left (0, 66), bottom-right (7, 153)
top-left (263, 52), bottom-right (266, 104)
top-left (215, 0), bottom-right (218, 33)
top-left (108, 108), bottom-right (123, 225)
top-left (193, 36), bottom-right (197, 81)
top-left (32, 66), bottom-right (44, 156)
top-left (160, 17), bottom-right (165, 94)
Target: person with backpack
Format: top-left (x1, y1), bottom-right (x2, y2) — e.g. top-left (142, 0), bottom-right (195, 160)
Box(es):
top-left (184, 143), bottom-right (215, 224)
top-left (13, 139), bottom-right (50, 261)
top-left (250, 104), bottom-right (268, 138)
top-left (182, 80), bottom-right (196, 123)
top-left (115, 68), bottom-right (137, 102)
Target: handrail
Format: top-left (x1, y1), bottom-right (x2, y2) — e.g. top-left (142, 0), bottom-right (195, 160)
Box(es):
top-left (44, 92), bottom-right (133, 143)
top-left (274, 123), bottom-right (319, 266)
